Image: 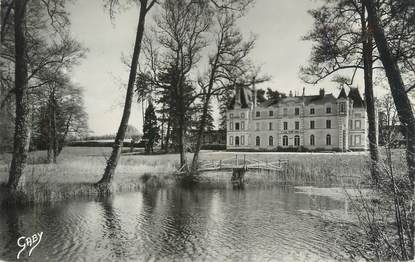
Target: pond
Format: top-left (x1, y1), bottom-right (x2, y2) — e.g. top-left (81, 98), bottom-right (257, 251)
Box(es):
top-left (0, 184), bottom-right (350, 261)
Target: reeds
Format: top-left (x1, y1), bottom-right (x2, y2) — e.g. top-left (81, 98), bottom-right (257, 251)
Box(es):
top-left (0, 147), bottom-right (405, 205)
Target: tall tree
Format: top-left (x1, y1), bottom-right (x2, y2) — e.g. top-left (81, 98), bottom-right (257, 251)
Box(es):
top-left (7, 0), bottom-right (30, 191)
top-left (152, 0), bottom-right (211, 169)
top-left (365, 0), bottom-right (415, 179)
top-left (191, 10), bottom-right (255, 169)
top-left (301, 0), bottom-right (382, 180)
top-left (142, 101), bottom-right (160, 153)
top-left (97, 0), bottom-right (157, 190)
top-left (1, 0), bottom-right (85, 191)
top-left (32, 76), bottom-right (88, 162)
top-left (365, 1), bottom-right (415, 258)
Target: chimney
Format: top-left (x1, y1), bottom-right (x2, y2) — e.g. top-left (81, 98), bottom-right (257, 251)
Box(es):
top-left (319, 88), bottom-right (325, 97)
top-left (252, 77), bottom-right (256, 109)
top-left (289, 90), bottom-right (293, 97)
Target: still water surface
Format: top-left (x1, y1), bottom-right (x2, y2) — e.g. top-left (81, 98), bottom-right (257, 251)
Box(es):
top-left (0, 185), bottom-right (348, 261)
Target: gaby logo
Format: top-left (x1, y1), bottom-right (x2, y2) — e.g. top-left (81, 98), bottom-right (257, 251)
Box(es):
top-left (17, 232), bottom-right (43, 259)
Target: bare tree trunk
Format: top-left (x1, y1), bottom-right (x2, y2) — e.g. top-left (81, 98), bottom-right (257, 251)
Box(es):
top-left (362, 2), bottom-right (380, 182)
top-left (47, 95), bottom-right (53, 163)
top-left (97, 0), bottom-right (149, 187)
top-left (57, 114), bottom-right (72, 156)
top-left (366, 0), bottom-right (415, 258)
top-left (7, 0), bottom-right (30, 191)
top-left (160, 104), bottom-right (165, 150)
top-left (191, 94), bottom-right (210, 170)
top-left (177, 104), bottom-right (187, 168)
top-left (47, 87), bottom-right (58, 163)
top-left (164, 117), bottom-right (171, 152)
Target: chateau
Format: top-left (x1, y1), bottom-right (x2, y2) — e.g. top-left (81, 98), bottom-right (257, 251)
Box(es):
top-left (226, 85), bottom-right (374, 151)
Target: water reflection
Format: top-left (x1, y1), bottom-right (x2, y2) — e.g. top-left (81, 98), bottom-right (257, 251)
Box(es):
top-left (99, 196), bottom-right (127, 260)
top-left (0, 185), bottom-right (349, 261)
top-left (1, 206), bottom-right (20, 261)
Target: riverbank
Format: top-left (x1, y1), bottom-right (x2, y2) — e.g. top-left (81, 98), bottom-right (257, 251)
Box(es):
top-left (0, 147), bottom-right (405, 204)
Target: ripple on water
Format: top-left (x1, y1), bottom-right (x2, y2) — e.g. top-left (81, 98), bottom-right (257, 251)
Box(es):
top-left (0, 185), bottom-right (349, 261)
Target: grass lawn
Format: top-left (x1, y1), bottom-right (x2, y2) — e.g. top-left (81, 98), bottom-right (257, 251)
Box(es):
top-left (0, 147), bottom-right (375, 183)
top-left (0, 146), bottom-right (406, 203)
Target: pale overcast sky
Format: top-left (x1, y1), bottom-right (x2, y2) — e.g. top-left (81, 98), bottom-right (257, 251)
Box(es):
top-left (67, 0), bottom-right (366, 136)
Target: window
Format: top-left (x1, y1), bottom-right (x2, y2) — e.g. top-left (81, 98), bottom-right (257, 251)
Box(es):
top-left (241, 112), bottom-right (245, 118)
top-left (255, 122), bottom-right (260, 131)
top-left (350, 120), bottom-right (353, 129)
top-left (241, 135), bottom-right (245, 145)
top-left (340, 103), bottom-right (346, 113)
top-left (235, 122), bottom-right (240, 130)
top-left (355, 120), bottom-right (361, 129)
top-left (256, 136), bottom-right (260, 146)
top-left (294, 135), bottom-right (300, 146)
top-left (355, 135), bottom-right (361, 145)
top-left (283, 122), bottom-right (288, 130)
top-left (269, 136), bottom-right (274, 146)
top-left (310, 135), bottom-right (315, 146)
top-left (230, 122), bottom-right (233, 131)
top-left (269, 122), bottom-right (273, 130)
top-left (295, 121), bottom-right (300, 130)
top-left (310, 120), bottom-right (315, 129)
top-left (283, 135), bottom-right (288, 146)
top-left (256, 111), bottom-right (260, 117)
top-left (310, 108), bottom-right (315, 115)
top-left (326, 120), bottom-right (331, 129)
top-left (269, 111), bottom-right (274, 117)
top-left (229, 136), bottom-right (233, 145)
top-left (283, 108), bottom-right (288, 116)
top-left (230, 113), bottom-right (233, 119)
top-left (235, 136), bottom-right (239, 146)
top-left (326, 107), bottom-right (332, 114)
top-left (326, 134), bottom-right (331, 145)
top-left (241, 121), bottom-right (245, 130)
top-left (295, 108), bottom-right (300, 115)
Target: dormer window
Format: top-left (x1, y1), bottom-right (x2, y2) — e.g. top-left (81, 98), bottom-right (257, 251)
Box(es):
top-left (241, 112), bottom-right (245, 118)
top-left (269, 111), bottom-right (273, 117)
top-left (256, 111), bottom-right (260, 117)
top-left (310, 108), bottom-right (315, 115)
top-left (295, 108), bottom-right (300, 115)
top-left (340, 103), bottom-right (346, 113)
top-left (326, 107), bottom-right (332, 114)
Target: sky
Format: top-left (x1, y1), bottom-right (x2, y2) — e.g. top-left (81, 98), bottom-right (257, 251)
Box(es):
top-left (67, 0), bottom-right (366, 136)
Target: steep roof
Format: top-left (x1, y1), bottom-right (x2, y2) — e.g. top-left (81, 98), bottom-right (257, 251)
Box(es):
top-left (338, 87), bottom-right (347, 99)
top-left (348, 87), bottom-right (365, 108)
top-left (229, 86), bottom-right (364, 109)
top-left (228, 85), bottom-right (253, 109)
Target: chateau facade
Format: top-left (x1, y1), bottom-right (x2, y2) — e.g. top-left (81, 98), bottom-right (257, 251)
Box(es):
top-left (226, 85), bottom-right (374, 151)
